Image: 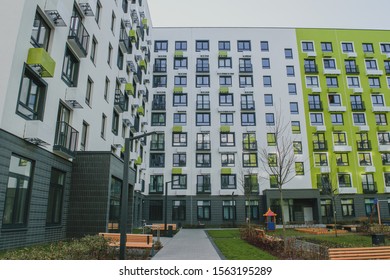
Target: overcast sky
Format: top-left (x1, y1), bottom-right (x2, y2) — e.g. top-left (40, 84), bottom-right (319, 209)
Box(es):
top-left (148, 0), bottom-right (390, 29)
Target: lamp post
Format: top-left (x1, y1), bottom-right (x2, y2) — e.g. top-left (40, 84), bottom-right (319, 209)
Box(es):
top-left (164, 179), bottom-right (180, 233)
top-left (119, 131), bottom-right (156, 260)
top-left (231, 191), bottom-right (235, 228)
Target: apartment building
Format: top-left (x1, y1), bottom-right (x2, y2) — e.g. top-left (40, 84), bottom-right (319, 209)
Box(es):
top-left (0, 0), bottom-right (151, 250)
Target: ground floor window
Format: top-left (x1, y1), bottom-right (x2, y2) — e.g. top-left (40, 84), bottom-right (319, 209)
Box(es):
top-left (172, 200), bottom-right (186, 220)
top-left (341, 199), bottom-right (354, 217)
top-left (245, 200), bottom-right (259, 220)
top-left (222, 200), bottom-right (236, 220)
top-left (197, 201), bottom-right (211, 220)
top-left (365, 198), bottom-right (377, 217)
top-left (108, 177), bottom-right (121, 231)
top-left (46, 168), bottom-right (65, 225)
top-left (149, 200), bottom-right (163, 220)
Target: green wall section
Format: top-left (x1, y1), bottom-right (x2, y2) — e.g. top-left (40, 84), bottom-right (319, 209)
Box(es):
top-left (296, 28), bottom-right (390, 195)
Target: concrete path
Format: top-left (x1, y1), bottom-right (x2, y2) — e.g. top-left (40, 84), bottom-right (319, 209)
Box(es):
top-left (152, 229), bottom-right (222, 260)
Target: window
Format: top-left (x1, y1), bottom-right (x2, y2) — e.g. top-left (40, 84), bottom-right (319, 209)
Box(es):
top-left (80, 121), bottom-right (88, 151)
top-left (290, 102), bottom-right (299, 114)
top-left (3, 155), bottom-right (34, 227)
top-left (223, 200), bottom-right (236, 220)
top-left (107, 43), bottom-right (113, 66)
top-left (243, 153), bottom-right (257, 167)
top-left (174, 76), bottom-right (187, 86)
top-left (85, 77), bottom-right (93, 106)
top-left (241, 94), bottom-right (254, 110)
top-left (333, 132), bottom-right (347, 145)
top-left (336, 153), bottom-right (349, 166)
top-left (382, 153), bottom-right (390, 165)
top-left (243, 133), bottom-right (257, 150)
top-left (376, 113), bottom-right (388, 125)
top-left (104, 77), bottom-right (110, 101)
top-left (221, 153), bottom-right (235, 167)
top-left (260, 41), bottom-right (269, 51)
top-left (342, 42), bottom-right (354, 52)
top-left (108, 176), bottom-right (121, 230)
top-left (292, 121), bottom-right (301, 134)
top-left (175, 41), bottom-right (187, 50)
top-left (328, 94), bottom-right (341, 106)
top-left (196, 75), bottom-right (210, 87)
top-left (347, 76), bottom-right (360, 88)
top-left (172, 200), bottom-right (186, 221)
top-left (221, 175), bottom-right (236, 189)
top-left (17, 65), bottom-right (47, 120)
top-left (219, 41), bottom-right (230, 50)
top-left (173, 113), bottom-right (186, 124)
top-left (345, 60), bottom-right (358, 73)
top-left (265, 113), bottom-right (275, 126)
top-left (196, 113), bottom-right (210, 126)
top-left (90, 36), bottom-right (97, 64)
top-left (218, 58), bottom-right (232, 68)
top-left (154, 40), bottom-right (168, 51)
top-left (362, 43), bottom-right (374, 53)
top-left (101, 113), bottom-right (106, 139)
top-left (150, 133), bottom-right (165, 151)
top-left (239, 58), bottom-right (253, 72)
top-left (197, 201), bottom-right (211, 220)
top-left (220, 132), bottom-right (235, 146)
top-left (286, 66), bottom-right (295, 76)
top-left (196, 153), bottom-right (211, 167)
top-left (288, 83), bottom-right (297, 95)
top-left (308, 95), bottom-right (321, 110)
top-left (62, 47), bottom-right (80, 87)
top-left (241, 113), bottom-right (256, 126)
top-left (264, 94), bottom-right (273, 106)
top-left (172, 132), bottom-right (187, 146)
top-left (112, 110), bottom-right (119, 135)
top-left (326, 77), bottom-right (338, 88)
top-left (196, 40), bottom-right (209, 51)
top-left (237, 40), bottom-right (251, 51)
top-left (365, 198), bottom-right (377, 217)
top-left (378, 132), bottom-right (390, 145)
top-left (372, 95), bottom-right (385, 107)
top-left (304, 59), bottom-right (317, 73)
top-left (197, 175), bottom-right (211, 194)
top-left (149, 153), bottom-right (165, 168)
top-left (220, 113), bottom-right (234, 125)
top-left (219, 76), bottom-right (232, 86)
top-left (172, 175), bottom-right (187, 189)
top-left (154, 58), bottom-right (167, 72)
top-left (173, 93), bottom-right (187, 107)
top-left (149, 200), bottom-right (163, 220)
top-left (331, 113), bottom-right (344, 125)
top-left (31, 12), bottom-right (51, 49)
top-left (151, 113), bottom-right (166, 126)
top-left (384, 173), bottom-right (390, 187)
top-left (284, 48), bottom-right (293, 59)
top-left (246, 200), bottom-right (259, 220)
top-left (314, 153), bottom-right (328, 166)
top-left (295, 162), bottom-right (304, 175)
top-left (338, 174), bottom-right (352, 188)
top-left (350, 95), bottom-right (363, 110)
top-left (239, 75), bottom-right (253, 87)
top-left (321, 42), bottom-right (333, 52)
top-left (353, 113), bottom-right (366, 125)
top-left (173, 153), bottom-right (186, 167)
top-left (110, 11), bottom-right (116, 32)
top-left (150, 175), bottom-right (164, 194)
top-left (323, 59), bottom-right (336, 69)
top-left (310, 113), bottom-right (324, 125)
top-left (341, 199), bottom-right (354, 217)
top-left (196, 58), bottom-right (209, 72)
top-left (197, 94), bottom-right (210, 110)
top-left (263, 76), bottom-right (272, 87)
top-left (306, 76), bottom-right (319, 87)
top-left (359, 153), bottom-right (372, 166)
top-left (268, 153), bottom-right (277, 167)
top-left (270, 175), bottom-right (278, 189)
top-left (95, 0), bottom-right (102, 24)
top-left (261, 58), bottom-right (270, 69)
top-left (381, 43), bottom-right (390, 53)
top-left (174, 57), bottom-right (188, 69)
top-left (369, 77), bottom-right (381, 88)
top-left (302, 41), bottom-right (314, 52)
top-left (153, 75), bottom-right (167, 87)
top-left (293, 141), bottom-right (302, 154)
top-left (365, 59), bottom-right (378, 70)
top-left (219, 93), bottom-right (233, 106)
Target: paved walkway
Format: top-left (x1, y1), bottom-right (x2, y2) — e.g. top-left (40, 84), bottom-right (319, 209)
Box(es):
top-left (152, 229), bottom-right (223, 260)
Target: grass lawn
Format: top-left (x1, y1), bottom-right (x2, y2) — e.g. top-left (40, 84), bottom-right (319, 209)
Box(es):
top-left (207, 230), bottom-right (278, 260)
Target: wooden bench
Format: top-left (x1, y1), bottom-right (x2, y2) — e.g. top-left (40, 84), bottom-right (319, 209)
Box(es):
top-left (328, 246), bottom-right (390, 260)
top-left (99, 233), bottom-right (154, 249)
top-left (151, 223), bottom-right (177, 231)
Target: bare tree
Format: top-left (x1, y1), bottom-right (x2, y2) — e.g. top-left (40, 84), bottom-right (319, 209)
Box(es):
top-left (258, 110), bottom-right (297, 235)
top-left (237, 166), bottom-right (259, 226)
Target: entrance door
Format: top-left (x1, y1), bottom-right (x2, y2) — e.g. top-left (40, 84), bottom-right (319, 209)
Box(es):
top-left (303, 207), bottom-right (314, 223)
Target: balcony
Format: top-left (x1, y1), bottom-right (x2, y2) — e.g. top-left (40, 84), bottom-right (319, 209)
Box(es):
top-left (68, 16), bottom-right (89, 58)
top-left (119, 28), bottom-right (132, 54)
top-left (23, 120), bottom-right (51, 146)
top-left (152, 101), bottom-right (166, 110)
top-left (241, 101), bottom-right (255, 110)
top-left (26, 48), bottom-right (56, 78)
top-left (366, 69), bottom-right (383, 76)
top-left (356, 140), bottom-right (372, 151)
top-left (137, 106), bottom-right (145, 116)
top-left (125, 83), bottom-right (135, 96)
top-left (114, 89), bottom-right (128, 113)
top-left (313, 141), bottom-right (328, 151)
top-left (351, 101), bottom-right (365, 111)
top-left (196, 64), bottom-right (210, 73)
top-left (239, 65), bottom-right (253, 73)
top-left (323, 68), bottom-right (341, 75)
top-left (129, 29), bottom-right (138, 43)
top-left (150, 141), bottom-right (164, 151)
top-left (53, 121), bottom-right (79, 159)
top-left (243, 141), bottom-right (257, 150)
top-left (362, 182), bottom-right (377, 194)
top-left (196, 141), bottom-right (211, 150)
top-left (379, 140), bottom-right (390, 152)
top-left (196, 101), bottom-right (210, 110)
top-left (304, 65), bottom-right (318, 74)
top-left (308, 101), bottom-right (323, 111)
top-left (345, 66), bottom-right (360, 74)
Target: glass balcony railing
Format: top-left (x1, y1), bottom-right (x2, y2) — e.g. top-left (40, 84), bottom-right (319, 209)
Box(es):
top-left (68, 16), bottom-right (89, 58)
top-left (53, 121), bottom-right (79, 158)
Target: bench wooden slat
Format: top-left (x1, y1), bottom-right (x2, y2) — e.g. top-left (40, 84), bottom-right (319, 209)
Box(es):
top-left (328, 246), bottom-right (390, 260)
top-left (99, 233), bottom-right (154, 249)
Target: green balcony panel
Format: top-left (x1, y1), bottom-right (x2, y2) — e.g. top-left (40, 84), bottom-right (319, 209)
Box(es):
top-left (129, 30), bottom-right (138, 42)
top-left (221, 168), bottom-right (232, 175)
top-left (219, 51), bottom-right (228, 57)
top-left (220, 126), bottom-right (230, 132)
top-left (142, 18), bottom-right (148, 28)
top-left (219, 87), bottom-right (229, 93)
top-left (137, 106), bottom-right (145, 116)
top-left (173, 87), bottom-right (183, 93)
top-left (135, 156), bottom-right (142, 165)
top-left (27, 48), bottom-right (56, 78)
top-left (139, 59), bottom-right (147, 70)
top-left (172, 168), bottom-right (182, 175)
top-left (125, 83), bottom-right (134, 96)
top-left (174, 50), bottom-right (184, 57)
top-left (172, 126), bottom-right (183, 132)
